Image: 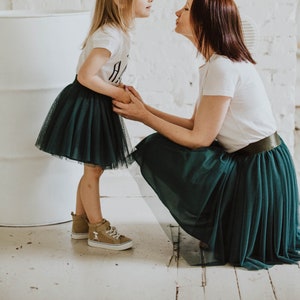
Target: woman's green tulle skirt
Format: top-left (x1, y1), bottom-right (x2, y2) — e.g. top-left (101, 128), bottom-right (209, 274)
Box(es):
top-left (133, 133), bottom-right (300, 270)
top-left (35, 77), bottom-right (133, 169)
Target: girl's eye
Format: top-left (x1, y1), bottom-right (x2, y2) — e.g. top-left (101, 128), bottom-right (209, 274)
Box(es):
top-left (184, 7), bottom-right (189, 11)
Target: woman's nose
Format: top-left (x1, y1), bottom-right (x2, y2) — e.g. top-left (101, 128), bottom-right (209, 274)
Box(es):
top-left (176, 9), bottom-right (181, 17)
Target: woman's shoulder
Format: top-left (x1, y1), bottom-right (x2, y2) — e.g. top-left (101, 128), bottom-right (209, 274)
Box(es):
top-left (207, 54), bottom-right (236, 76)
top-left (209, 54), bottom-right (235, 67)
top-left (209, 54), bottom-right (253, 75)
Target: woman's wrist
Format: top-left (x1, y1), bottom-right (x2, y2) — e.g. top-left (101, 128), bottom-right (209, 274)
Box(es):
top-left (142, 109), bottom-right (154, 125)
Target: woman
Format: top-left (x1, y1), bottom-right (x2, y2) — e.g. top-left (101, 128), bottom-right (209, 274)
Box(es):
top-left (113, 0), bottom-right (300, 269)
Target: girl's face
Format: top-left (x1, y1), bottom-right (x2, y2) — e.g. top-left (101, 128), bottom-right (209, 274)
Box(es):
top-left (175, 0), bottom-right (194, 39)
top-left (134, 0), bottom-right (153, 18)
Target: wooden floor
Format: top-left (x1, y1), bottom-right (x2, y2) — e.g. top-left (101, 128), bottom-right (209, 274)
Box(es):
top-left (0, 170), bottom-right (299, 300)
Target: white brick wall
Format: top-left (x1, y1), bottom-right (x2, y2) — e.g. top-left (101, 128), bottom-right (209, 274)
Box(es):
top-left (1, 0), bottom-right (299, 175)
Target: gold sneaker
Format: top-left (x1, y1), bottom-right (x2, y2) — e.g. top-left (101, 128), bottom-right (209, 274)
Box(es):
top-left (88, 219), bottom-right (133, 250)
top-left (71, 212), bottom-right (89, 240)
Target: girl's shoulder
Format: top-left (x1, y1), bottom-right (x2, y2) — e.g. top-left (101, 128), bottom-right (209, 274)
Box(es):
top-left (93, 24), bottom-right (123, 40)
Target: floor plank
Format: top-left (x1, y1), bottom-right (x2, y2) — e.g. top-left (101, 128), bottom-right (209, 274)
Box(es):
top-left (268, 264), bottom-right (300, 300)
top-left (204, 266), bottom-right (240, 300)
top-left (236, 268), bottom-right (276, 300)
top-left (177, 257), bottom-right (206, 299)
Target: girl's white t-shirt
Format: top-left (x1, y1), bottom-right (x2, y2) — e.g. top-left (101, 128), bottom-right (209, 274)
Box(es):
top-left (76, 25), bottom-right (130, 86)
top-left (199, 54), bottom-right (277, 153)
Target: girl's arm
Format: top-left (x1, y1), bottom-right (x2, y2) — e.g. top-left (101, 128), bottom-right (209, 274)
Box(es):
top-left (77, 48), bottom-right (130, 103)
top-left (113, 89), bottom-right (230, 149)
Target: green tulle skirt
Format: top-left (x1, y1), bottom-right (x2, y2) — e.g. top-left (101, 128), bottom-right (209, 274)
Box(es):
top-left (133, 133), bottom-right (300, 270)
top-left (35, 77), bottom-right (133, 169)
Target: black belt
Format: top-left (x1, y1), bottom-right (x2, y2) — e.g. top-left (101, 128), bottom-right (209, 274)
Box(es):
top-left (234, 132), bottom-right (281, 155)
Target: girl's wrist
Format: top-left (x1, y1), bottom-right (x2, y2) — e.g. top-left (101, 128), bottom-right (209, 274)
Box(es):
top-left (112, 86), bottom-right (125, 99)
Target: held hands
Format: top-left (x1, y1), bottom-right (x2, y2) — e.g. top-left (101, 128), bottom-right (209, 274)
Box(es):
top-left (115, 87), bottom-right (131, 104)
top-left (113, 86), bottom-right (147, 121)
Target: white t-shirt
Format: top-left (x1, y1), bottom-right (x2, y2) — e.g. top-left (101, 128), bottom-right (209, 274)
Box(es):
top-left (198, 54), bottom-right (277, 153)
top-left (76, 24), bottom-right (130, 86)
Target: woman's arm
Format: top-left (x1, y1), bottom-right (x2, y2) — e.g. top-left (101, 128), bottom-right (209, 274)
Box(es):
top-left (144, 104), bottom-right (194, 130)
top-left (113, 89), bottom-right (231, 149)
top-left (77, 48), bottom-right (130, 103)
top-left (125, 86), bottom-right (194, 129)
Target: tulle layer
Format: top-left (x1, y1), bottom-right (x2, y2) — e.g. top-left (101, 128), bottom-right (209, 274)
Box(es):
top-left (133, 133), bottom-right (300, 270)
top-left (36, 78), bottom-right (133, 169)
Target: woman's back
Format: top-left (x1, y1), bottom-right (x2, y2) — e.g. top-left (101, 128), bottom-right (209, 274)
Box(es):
top-left (200, 54), bottom-right (277, 152)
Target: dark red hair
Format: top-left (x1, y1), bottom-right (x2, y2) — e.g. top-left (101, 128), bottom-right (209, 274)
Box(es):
top-left (190, 0), bottom-right (256, 64)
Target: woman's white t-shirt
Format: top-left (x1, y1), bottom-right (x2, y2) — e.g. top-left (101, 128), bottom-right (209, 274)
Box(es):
top-left (76, 25), bottom-right (130, 86)
top-left (199, 54), bottom-right (277, 153)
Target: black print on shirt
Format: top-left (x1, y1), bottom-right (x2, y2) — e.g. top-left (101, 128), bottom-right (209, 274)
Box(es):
top-left (109, 61), bottom-right (127, 84)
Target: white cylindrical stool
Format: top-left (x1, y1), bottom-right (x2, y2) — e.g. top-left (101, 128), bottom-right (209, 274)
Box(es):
top-left (0, 10), bottom-right (90, 226)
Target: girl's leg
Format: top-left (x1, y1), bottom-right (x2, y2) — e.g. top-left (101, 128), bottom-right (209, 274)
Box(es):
top-left (75, 177), bottom-right (85, 215)
top-left (75, 164), bottom-right (133, 250)
top-left (76, 164), bottom-right (104, 224)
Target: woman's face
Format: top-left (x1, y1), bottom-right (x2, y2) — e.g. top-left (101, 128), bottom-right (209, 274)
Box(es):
top-left (134, 0), bottom-right (153, 18)
top-left (175, 0), bottom-right (194, 39)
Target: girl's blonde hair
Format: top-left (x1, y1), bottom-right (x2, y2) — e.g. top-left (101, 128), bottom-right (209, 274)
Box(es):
top-left (82, 0), bottom-right (134, 48)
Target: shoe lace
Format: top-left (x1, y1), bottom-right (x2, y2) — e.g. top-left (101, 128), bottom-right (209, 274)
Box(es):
top-left (106, 226), bottom-right (121, 239)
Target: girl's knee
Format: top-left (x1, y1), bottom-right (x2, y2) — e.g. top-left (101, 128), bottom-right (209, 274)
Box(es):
top-left (84, 164), bottom-right (104, 178)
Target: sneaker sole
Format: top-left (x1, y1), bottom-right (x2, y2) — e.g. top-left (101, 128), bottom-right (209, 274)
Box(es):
top-left (71, 232), bottom-right (89, 240)
top-left (88, 239), bottom-right (133, 250)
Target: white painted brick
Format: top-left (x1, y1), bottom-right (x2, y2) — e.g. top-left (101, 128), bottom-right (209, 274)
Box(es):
top-left (0, 0), bottom-right (11, 9)
top-left (273, 70), bottom-right (297, 86)
top-left (296, 107), bottom-right (300, 127)
top-left (12, 0), bottom-right (82, 10)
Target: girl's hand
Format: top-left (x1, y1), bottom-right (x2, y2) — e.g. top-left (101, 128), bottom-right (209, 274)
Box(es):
top-left (112, 88), bottom-right (148, 121)
top-left (114, 85), bottom-right (143, 104)
top-left (114, 88), bottom-right (131, 104)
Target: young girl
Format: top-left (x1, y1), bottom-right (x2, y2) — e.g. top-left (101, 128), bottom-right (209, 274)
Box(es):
top-left (36, 0), bottom-right (154, 251)
top-left (113, 0), bottom-right (300, 268)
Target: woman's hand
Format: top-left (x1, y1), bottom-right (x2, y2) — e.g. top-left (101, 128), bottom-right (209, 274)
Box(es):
top-left (113, 87), bottom-right (148, 121)
top-left (125, 86), bottom-right (144, 103)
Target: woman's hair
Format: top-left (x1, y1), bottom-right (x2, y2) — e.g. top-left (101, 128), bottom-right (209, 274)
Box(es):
top-left (190, 0), bottom-right (256, 64)
top-left (82, 0), bottom-right (134, 48)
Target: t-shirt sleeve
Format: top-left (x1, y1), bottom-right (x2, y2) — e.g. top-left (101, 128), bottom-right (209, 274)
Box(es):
top-left (202, 58), bottom-right (239, 97)
top-left (91, 26), bottom-right (120, 56)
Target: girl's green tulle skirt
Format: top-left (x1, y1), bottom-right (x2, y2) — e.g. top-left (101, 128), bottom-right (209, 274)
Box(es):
top-left (133, 133), bottom-right (300, 270)
top-left (35, 77), bottom-right (133, 169)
